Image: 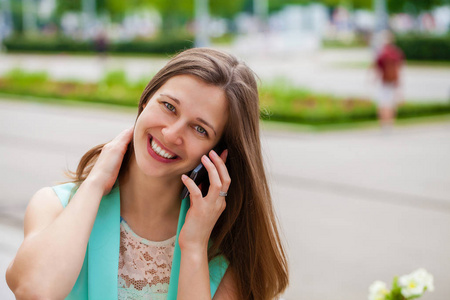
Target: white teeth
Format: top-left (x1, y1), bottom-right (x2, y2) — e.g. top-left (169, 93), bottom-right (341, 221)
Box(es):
top-left (151, 138), bottom-right (174, 159)
top-left (160, 150), bottom-right (169, 158)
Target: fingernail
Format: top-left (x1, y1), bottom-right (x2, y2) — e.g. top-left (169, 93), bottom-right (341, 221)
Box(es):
top-left (224, 149), bottom-right (228, 161)
top-left (181, 174), bottom-right (187, 180)
top-left (210, 150), bottom-right (218, 157)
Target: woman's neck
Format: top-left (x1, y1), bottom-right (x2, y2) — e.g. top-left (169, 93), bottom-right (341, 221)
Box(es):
top-left (118, 154), bottom-right (182, 240)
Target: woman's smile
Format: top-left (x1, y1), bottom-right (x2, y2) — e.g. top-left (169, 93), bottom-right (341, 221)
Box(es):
top-left (147, 134), bottom-right (181, 163)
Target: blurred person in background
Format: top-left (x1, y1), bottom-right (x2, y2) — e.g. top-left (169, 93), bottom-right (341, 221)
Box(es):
top-left (94, 29), bottom-right (108, 60)
top-left (5, 48), bottom-right (289, 300)
top-left (373, 30), bottom-right (404, 130)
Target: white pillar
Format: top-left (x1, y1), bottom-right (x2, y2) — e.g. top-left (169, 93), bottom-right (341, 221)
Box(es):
top-left (372, 0), bottom-right (388, 53)
top-left (254, 0), bottom-right (268, 22)
top-left (195, 0), bottom-right (209, 47)
top-left (1, 0), bottom-right (13, 37)
top-left (82, 0), bottom-right (96, 39)
top-left (374, 0), bottom-right (388, 31)
top-left (22, 0), bottom-right (38, 35)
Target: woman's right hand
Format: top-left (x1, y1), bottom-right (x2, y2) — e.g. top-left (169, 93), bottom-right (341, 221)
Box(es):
top-left (87, 127), bottom-right (134, 196)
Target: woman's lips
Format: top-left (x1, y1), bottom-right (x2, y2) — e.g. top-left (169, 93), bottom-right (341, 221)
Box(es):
top-left (147, 135), bottom-right (180, 163)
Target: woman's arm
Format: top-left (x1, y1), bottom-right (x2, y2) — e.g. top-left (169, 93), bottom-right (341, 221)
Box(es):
top-left (6, 180), bottom-right (104, 299)
top-left (6, 127), bottom-right (133, 300)
top-left (177, 150), bottom-right (237, 299)
top-left (178, 249), bottom-right (239, 300)
top-left (178, 244), bottom-right (211, 299)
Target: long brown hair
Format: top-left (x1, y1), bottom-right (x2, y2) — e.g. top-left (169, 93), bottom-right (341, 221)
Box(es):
top-left (68, 48), bottom-right (288, 299)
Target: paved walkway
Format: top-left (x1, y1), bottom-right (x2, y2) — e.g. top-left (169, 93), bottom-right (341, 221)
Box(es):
top-left (1, 99), bottom-right (449, 299)
top-left (0, 47), bottom-right (449, 102)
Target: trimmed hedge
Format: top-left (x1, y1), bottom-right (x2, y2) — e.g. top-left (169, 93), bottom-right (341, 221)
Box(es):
top-left (1, 69), bottom-right (449, 125)
top-left (3, 35), bottom-right (194, 55)
top-left (259, 82), bottom-right (450, 124)
top-left (396, 34), bottom-right (450, 61)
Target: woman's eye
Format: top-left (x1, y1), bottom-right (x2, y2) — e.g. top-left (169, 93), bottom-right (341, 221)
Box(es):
top-left (164, 102), bottom-right (176, 112)
top-left (194, 125), bottom-right (207, 135)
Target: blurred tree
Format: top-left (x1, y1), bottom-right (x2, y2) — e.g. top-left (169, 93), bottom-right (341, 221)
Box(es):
top-left (320, 0), bottom-right (371, 9)
top-left (268, 0), bottom-right (310, 12)
top-left (311, 0), bottom-right (450, 12)
top-left (10, 0), bottom-right (24, 34)
top-left (210, 0), bottom-right (246, 18)
top-left (149, 0), bottom-right (246, 34)
top-left (388, 0), bottom-right (450, 15)
top-left (56, 0), bottom-right (128, 20)
top-left (97, 0), bottom-right (127, 20)
top-left (148, 0), bottom-right (193, 34)
top-left (55, 0), bottom-right (81, 16)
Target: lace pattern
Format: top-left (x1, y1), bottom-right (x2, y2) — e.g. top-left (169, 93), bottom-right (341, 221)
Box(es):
top-left (118, 218), bottom-right (176, 299)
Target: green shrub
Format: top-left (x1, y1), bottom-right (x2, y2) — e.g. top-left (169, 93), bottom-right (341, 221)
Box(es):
top-left (259, 81), bottom-right (377, 124)
top-left (398, 102), bottom-right (450, 118)
top-left (99, 70), bottom-right (128, 87)
top-left (3, 36), bottom-right (94, 53)
top-left (396, 34), bottom-right (450, 61)
top-left (109, 38), bottom-right (193, 54)
top-left (3, 35), bottom-right (194, 55)
top-left (5, 68), bottom-right (48, 83)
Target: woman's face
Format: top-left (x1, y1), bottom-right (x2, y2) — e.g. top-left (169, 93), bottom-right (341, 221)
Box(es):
top-left (133, 74), bottom-right (229, 179)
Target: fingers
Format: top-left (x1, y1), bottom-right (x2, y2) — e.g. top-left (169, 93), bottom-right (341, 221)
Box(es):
top-left (106, 127), bottom-right (134, 154)
top-left (117, 127), bottom-right (134, 145)
top-left (181, 149), bottom-right (230, 205)
top-left (181, 174), bottom-right (203, 201)
top-left (204, 149), bottom-right (231, 197)
top-left (211, 150), bottom-right (230, 193)
top-left (219, 149), bottom-right (228, 163)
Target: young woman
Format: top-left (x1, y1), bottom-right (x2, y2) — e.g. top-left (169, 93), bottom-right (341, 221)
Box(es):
top-left (6, 48), bottom-right (289, 299)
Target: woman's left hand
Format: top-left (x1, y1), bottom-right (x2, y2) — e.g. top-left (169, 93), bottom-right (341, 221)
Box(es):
top-left (178, 149), bottom-right (230, 253)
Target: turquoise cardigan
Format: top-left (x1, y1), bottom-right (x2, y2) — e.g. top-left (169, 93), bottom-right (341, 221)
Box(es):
top-left (52, 183), bottom-right (228, 299)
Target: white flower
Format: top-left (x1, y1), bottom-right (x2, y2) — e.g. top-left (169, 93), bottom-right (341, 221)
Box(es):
top-left (368, 281), bottom-right (389, 300)
top-left (413, 268), bottom-right (434, 292)
top-left (399, 268), bottom-right (434, 298)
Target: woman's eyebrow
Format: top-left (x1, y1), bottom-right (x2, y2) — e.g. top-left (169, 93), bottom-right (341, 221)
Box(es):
top-left (160, 93), bottom-right (180, 105)
top-left (196, 118), bottom-right (217, 137)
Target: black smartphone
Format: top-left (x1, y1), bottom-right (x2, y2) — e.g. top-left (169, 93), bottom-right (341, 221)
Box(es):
top-left (180, 142), bottom-right (226, 200)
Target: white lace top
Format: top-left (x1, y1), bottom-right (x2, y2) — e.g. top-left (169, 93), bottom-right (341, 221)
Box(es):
top-left (118, 217), bottom-right (176, 300)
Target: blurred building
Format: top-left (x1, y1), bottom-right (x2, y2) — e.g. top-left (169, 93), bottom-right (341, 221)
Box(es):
top-left (233, 4), bottom-right (328, 55)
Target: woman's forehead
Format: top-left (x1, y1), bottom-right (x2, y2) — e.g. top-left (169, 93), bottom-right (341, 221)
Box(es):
top-left (157, 75), bottom-right (226, 106)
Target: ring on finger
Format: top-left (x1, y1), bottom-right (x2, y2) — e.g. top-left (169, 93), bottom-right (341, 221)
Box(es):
top-left (219, 191), bottom-right (227, 197)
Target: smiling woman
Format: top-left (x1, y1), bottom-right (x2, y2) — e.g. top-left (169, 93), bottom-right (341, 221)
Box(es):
top-left (133, 74), bottom-right (229, 180)
top-left (5, 48), bottom-right (289, 300)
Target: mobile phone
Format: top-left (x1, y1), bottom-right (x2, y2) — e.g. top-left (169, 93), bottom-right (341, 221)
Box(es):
top-left (180, 142), bottom-right (226, 200)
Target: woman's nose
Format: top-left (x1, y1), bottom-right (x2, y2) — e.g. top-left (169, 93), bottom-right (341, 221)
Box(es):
top-left (161, 122), bottom-right (184, 146)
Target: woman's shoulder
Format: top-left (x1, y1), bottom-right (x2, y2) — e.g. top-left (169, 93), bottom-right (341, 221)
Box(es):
top-left (30, 186), bottom-right (65, 208)
top-left (23, 186), bottom-right (66, 239)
